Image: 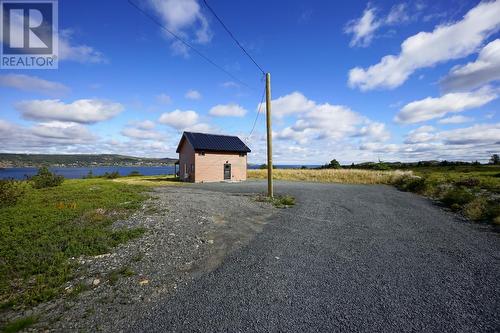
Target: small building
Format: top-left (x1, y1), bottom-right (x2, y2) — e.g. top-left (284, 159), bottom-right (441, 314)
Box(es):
top-left (176, 131), bottom-right (251, 183)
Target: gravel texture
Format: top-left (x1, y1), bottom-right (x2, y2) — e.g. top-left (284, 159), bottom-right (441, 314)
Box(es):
top-left (23, 185), bottom-right (273, 332)
top-left (130, 180), bottom-right (500, 333)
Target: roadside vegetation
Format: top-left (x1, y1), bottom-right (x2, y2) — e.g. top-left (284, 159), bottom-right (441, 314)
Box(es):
top-left (248, 168), bottom-right (412, 185)
top-left (0, 168), bottom-right (148, 315)
top-left (112, 174), bottom-right (182, 187)
top-left (250, 156), bottom-right (500, 225)
top-left (256, 194), bottom-right (296, 208)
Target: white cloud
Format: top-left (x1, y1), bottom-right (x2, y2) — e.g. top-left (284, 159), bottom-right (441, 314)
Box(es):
top-left (395, 87), bottom-right (497, 124)
top-left (258, 91), bottom-right (315, 118)
top-left (440, 123), bottom-right (500, 145)
top-left (0, 74), bottom-right (69, 96)
top-left (221, 81), bottom-right (240, 88)
top-left (135, 120), bottom-right (156, 130)
top-left (0, 119), bottom-right (97, 151)
top-left (209, 103), bottom-right (247, 117)
top-left (441, 39), bottom-right (500, 91)
top-left (185, 89), bottom-right (202, 100)
top-left (404, 125), bottom-right (437, 143)
top-left (344, 3), bottom-right (410, 48)
top-left (158, 109), bottom-right (199, 129)
top-left (344, 5), bottom-right (380, 47)
top-left (59, 29), bottom-right (107, 64)
top-left (156, 93), bottom-right (172, 104)
top-left (16, 99), bottom-right (124, 124)
top-left (269, 92), bottom-right (390, 144)
top-left (121, 127), bottom-right (164, 140)
top-left (348, 1), bottom-right (500, 90)
top-left (438, 115), bottom-right (474, 124)
top-left (148, 0), bottom-right (212, 55)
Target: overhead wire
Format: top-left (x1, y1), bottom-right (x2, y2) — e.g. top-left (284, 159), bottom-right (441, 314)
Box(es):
top-left (202, 0), bottom-right (266, 75)
top-left (245, 74), bottom-right (266, 143)
top-left (127, 0), bottom-right (256, 90)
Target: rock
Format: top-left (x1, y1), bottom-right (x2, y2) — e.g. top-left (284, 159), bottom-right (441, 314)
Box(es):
top-left (92, 279), bottom-right (100, 286)
top-left (207, 239), bottom-right (214, 244)
top-left (139, 279), bottom-right (149, 285)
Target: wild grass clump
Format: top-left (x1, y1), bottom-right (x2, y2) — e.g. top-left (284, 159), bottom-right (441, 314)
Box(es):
top-left (29, 167), bottom-right (64, 189)
top-left (256, 194), bottom-right (296, 208)
top-left (248, 169), bottom-right (412, 185)
top-left (1, 316), bottom-right (36, 333)
top-left (0, 179), bottom-right (147, 310)
top-left (0, 180), bottom-right (27, 208)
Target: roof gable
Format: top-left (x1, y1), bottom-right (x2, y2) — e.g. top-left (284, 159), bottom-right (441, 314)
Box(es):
top-left (176, 132), bottom-right (251, 153)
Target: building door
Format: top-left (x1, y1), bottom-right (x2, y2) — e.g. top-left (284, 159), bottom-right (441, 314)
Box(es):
top-left (224, 163), bottom-right (231, 180)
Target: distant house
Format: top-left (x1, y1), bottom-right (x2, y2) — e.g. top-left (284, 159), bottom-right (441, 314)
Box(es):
top-left (176, 131), bottom-right (251, 183)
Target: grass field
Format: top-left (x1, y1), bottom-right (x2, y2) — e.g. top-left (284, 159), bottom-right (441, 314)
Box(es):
top-left (0, 178), bottom-right (148, 312)
top-left (112, 174), bottom-right (182, 187)
top-left (248, 168), bottom-right (413, 184)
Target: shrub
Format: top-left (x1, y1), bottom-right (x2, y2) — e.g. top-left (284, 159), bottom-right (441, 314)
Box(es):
top-left (463, 197), bottom-right (488, 220)
top-left (441, 187), bottom-right (474, 207)
top-left (455, 178), bottom-right (480, 187)
top-left (0, 180), bottom-right (27, 208)
top-left (396, 176), bottom-right (428, 194)
top-left (103, 171), bottom-right (120, 179)
top-left (30, 167), bottom-right (64, 189)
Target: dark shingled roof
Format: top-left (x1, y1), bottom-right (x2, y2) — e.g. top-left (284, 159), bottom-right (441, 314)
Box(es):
top-left (176, 132), bottom-right (251, 153)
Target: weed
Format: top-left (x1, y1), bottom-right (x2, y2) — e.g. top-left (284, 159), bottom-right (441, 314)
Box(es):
top-left (1, 316), bottom-right (36, 333)
top-left (441, 187), bottom-right (475, 207)
top-left (0, 180), bottom-right (27, 208)
top-left (256, 194), bottom-right (296, 208)
top-left (107, 266), bottom-right (135, 285)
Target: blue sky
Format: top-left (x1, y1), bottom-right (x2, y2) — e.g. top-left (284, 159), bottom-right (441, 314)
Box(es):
top-left (0, 0), bottom-right (499, 164)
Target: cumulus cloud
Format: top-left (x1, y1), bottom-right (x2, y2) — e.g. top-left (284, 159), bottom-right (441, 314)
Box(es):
top-left (348, 1), bottom-right (500, 90)
top-left (59, 29), bottom-right (107, 64)
top-left (437, 115), bottom-right (474, 124)
top-left (344, 3), bottom-right (410, 47)
top-left (268, 92), bottom-right (390, 145)
top-left (440, 123), bottom-right (500, 145)
top-left (395, 87), bottom-right (497, 124)
top-left (16, 99), bottom-right (124, 124)
top-left (147, 0), bottom-right (212, 55)
top-left (209, 103), bottom-right (247, 117)
top-left (158, 109), bottom-right (199, 129)
top-left (404, 125), bottom-right (437, 144)
top-left (440, 39), bottom-right (500, 91)
top-left (0, 74), bottom-right (69, 96)
top-left (185, 89), bottom-right (202, 100)
top-left (0, 119), bottom-right (97, 151)
top-left (258, 91), bottom-right (315, 118)
top-left (121, 127), bottom-right (164, 140)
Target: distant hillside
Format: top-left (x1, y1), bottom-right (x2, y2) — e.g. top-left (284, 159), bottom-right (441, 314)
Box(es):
top-left (0, 154), bottom-right (177, 168)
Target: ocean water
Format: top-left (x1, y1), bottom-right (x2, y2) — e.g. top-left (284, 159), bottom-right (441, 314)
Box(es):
top-left (0, 165), bottom-right (321, 180)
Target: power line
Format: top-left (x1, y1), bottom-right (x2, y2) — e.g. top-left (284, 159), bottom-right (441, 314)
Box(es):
top-left (202, 0), bottom-right (266, 75)
top-left (245, 75), bottom-right (266, 142)
top-left (127, 0), bottom-right (255, 90)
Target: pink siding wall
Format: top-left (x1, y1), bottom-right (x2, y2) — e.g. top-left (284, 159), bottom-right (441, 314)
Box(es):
top-left (195, 151), bottom-right (247, 183)
top-left (178, 140), bottom-right (195, 182)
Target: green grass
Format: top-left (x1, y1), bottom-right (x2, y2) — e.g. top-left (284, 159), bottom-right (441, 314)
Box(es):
top-left (0, 178), bottom-right (147, 310)
top-left (1, 316), bottom-right (36, 333)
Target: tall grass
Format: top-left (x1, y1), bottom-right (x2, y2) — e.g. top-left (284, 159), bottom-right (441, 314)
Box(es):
top-left (248, 169), bottom-right (413, 185)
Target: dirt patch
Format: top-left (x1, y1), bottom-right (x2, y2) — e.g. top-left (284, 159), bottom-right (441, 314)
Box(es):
top-left (20, 186), bottom-right (274, 332)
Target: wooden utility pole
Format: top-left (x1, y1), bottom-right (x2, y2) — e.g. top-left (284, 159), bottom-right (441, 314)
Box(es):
top-left (265, 72), bottom-right (273, 197)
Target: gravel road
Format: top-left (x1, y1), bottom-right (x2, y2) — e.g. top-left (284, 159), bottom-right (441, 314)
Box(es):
top-left (130, 180), bottom-right (500, 332)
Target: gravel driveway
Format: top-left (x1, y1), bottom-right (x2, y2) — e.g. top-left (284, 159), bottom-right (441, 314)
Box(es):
top-left (130, 180), bottom-right (500, 332)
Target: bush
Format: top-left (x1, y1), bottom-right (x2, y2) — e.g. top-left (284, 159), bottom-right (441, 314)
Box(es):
top-left (30, 167), bottom-right (64, 189)
top-left (397, 176), bottom-right (428, 194)
top-left (103, 171), bottom-right (120, 179)
top-left (0, 180), bottom-right (27, 208)
top-left (455, 178), bottom-right (480, 187)
top-left (441, 187), bottom-right (474, 207)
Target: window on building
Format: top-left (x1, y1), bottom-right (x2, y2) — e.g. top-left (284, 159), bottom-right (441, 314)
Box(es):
top-left (191, 164), bottom-right (195, 172)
